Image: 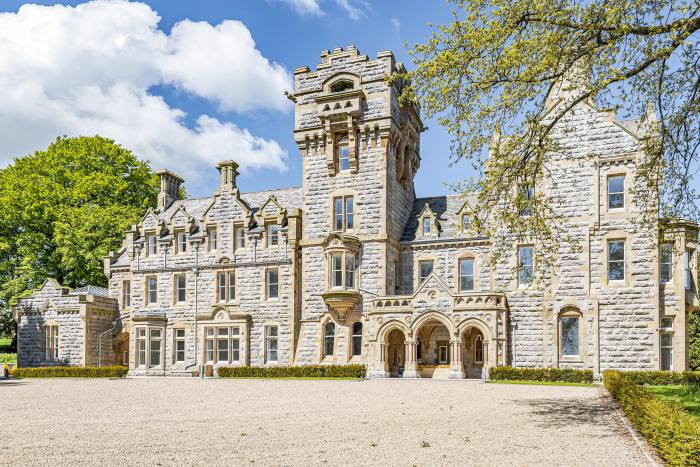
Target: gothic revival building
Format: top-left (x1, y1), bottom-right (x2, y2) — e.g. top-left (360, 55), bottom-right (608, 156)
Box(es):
top-left (15, 46), bottom-right (697, 378)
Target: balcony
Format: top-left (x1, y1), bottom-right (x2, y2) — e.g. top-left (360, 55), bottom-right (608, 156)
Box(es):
top-left (370, 291), bottom-right (507, 312)
top-left (321, 290), bottom-right (362, 320)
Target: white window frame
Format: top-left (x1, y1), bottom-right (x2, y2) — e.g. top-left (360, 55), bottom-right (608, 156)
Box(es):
top-left (234, 226), bottom-right (246, 250)
top-left (122, 280), bottom-right (131, 308)
top-left (265, 325), bottom-right (278, 363)
top-left (559, 313), bottom-right (581, 359)
top-left (423, 217), bottom-right (431, 235)
top-left (147, 235), bottom-right (157, 256)
top-left (216, 270), bottom-right (236, 303)
top-left (266, 268), bottom-right (279, 299)
top-left (459, 258), bottom-right (475, 292)
top-left (608, 240), bottom-right (626, 282)
top-left (332, 195), bottom-right (354, 231)
top-left (208, 228), bottom-right (218, 252)
top-left (267, 224), bottom-right (279, 248)
top-left (174, 274), bottom-right (186, 304)
top-left (174, 329), bottom-right (186, 363)
top-left (461, 213), bottom-right (470, 233)
top-left (660, 332), bottom-right (674, 371)
top-left (149, 328), bottom-right (162, 369)
top-left (146, 276), bottom-right (158, 306)
top-left (176, 232), bottom-right (187, 254)
top-left (337, 134), bottom-right (350, 172)
top-left (607, 175), bottom-right (625, 210)
top-left (43, 324), bottom-right (59, 361)
top-left (660, 243), bottom-right (673, 284)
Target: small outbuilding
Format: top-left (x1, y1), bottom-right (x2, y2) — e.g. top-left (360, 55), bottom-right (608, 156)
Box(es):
top-left (14, 279), bottom-right (118, 367)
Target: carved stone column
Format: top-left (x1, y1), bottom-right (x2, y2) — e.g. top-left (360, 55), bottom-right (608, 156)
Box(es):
top-left (403, 339), bottom-right (419, 378)
top-left (448, 339), bottom-right (465, 379)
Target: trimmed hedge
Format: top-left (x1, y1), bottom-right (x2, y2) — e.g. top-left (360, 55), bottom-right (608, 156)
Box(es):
top-left (604, 370), bottom-right (700, 466)
top-left (611, 370), bottom-right (700, 386)
top-left (11, 366), bottom-right (128, 378)
top-left (217, 364), bottom-right (366, 379)
top-left (489, 366), bottom-right (593, 383)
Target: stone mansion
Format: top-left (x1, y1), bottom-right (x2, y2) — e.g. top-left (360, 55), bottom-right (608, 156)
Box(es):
top-left (15, 46), bottom-right (698, 378)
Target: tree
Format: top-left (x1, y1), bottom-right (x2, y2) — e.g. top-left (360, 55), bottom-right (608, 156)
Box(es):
top-left (395, 0), bottom-right (700, 271)
top-left (0, 136), bottom-right (159, 337)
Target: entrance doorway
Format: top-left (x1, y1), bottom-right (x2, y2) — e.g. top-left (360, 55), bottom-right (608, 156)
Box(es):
top-left (386, 328), bottom-right (405, 377)
top-left (414, 318), bottom-right (452, 378)
top-left (462, 327), bottom-right (485, 379)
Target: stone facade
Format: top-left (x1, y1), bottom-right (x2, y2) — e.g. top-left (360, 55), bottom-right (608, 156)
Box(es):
top-left (15, 46), bottom-right (698, 377)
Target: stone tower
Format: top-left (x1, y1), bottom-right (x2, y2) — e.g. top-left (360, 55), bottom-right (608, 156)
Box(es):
top-left (292, 46), bottom-right (423, 364)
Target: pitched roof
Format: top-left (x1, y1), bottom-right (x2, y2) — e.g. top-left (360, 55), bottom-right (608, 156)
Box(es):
top-left (69, 285), bottom-right (109, 297)
top-left (401, 194), bottom-right (471, 242)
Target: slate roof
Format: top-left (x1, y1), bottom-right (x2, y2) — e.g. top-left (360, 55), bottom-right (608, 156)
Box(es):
top-left (69, 285), bottom-right (109, 297)
top-left (400, 194), bottom-right (479, 242)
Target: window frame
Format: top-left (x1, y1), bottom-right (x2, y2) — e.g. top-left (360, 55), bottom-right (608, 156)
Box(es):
top-left (351, 321), bottom-right (362, 357)
top-left (607, 239), bottom-right (626, 283)
top-left (174, 328), bottom-right (186, 363)
top-left (517, 245), bottom-right (534, 287)
top-left (660, 331), bottom-right (674, 371)
top-left (660, 243), bottom-right (673, 284)
top-left (461, 213), bottom-right (470, 233)
top-left (266, 268), bottom-right (279, 300)
top-left (607, 175), bottom-right (625, 210)
top-left (459, 257), bottom-right (475, 292)
top-left (418, 259), bottom-right (434, 284)
top-left (147, 234), bottom-right (157, 256)
top-left (43, 324), bottom-right (59, 361)
top-left (208, 228), bottom-right (218, 252)
top-left (423, 217), bottom-right (431, 235)
top-left (558, 309), bottom-right (582, 361)
top-left (234, 226), bottom-right (246, 251)
top-left (215, 270), bottom-right (236, 303)
top-left (122, 279), bottom-right (131, 309)
top-left (336, 133), bottom-right (350, 172)
top-left (176, 231), bottom-right (187, 254)
top-left (174, 274), bottom-right (187, 304)
top-left (145, 275), bottom-right (158, 306)
top-left (265, 325), bottom-right (278, 363)
top-left (332, 195), bottom-right (354, 232)
top-left (267, 224), bottom-right (280, 248)
top-left (323, 321), bottom-right (335, 358)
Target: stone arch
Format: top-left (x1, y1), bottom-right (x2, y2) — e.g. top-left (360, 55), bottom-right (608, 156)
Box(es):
top-left (411, 310), bottom-right (456, 336)
top-left (457, 317), bottom-right (493, 341)
top-left (376, 319), bottom-right (410, 342)
top-left (458, 317), bottom-right (494, 379)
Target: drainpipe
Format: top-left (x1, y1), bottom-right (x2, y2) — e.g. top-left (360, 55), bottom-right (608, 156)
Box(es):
top-left (97, 322), bottom-right (114, 367)
top-left (185, 244), bottom-right (199, 375)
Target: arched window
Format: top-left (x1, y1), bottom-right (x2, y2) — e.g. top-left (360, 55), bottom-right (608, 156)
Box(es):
top-left (474, 335), bottom-right (483, 364)
top-left (351, 322), bottom-right (362, 356)
top-left (330, 80), bottom-right (354, 93)
top-left (559, 309), bottom-right (581, 358)
top-left (324, 321), bottom-right (335, 357)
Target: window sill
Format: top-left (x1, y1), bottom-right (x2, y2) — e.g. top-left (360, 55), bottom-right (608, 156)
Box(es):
top-left (559, 357), bottom-right (583, 363)
top-left (606, 280), bottom-right (628, 288)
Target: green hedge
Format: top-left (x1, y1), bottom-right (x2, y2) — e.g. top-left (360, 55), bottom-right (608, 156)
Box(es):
top-left (604, 370), bottom-right (700, 466)
top-left (611, 370), bottom-right (700, 386)
top-left (489, 366), bottom-right (593, 383)
top-left (217, 364), bottom-right (366, 379)
top-left (11, 366), bottom-right (129, 378)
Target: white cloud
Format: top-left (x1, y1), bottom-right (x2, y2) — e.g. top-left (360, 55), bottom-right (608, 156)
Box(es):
top-left (391, 17), bottom-right (400, 31)
top-left (335, 0), bottom-right (371, 21)
top-left (273, 0), bottom-right (324, 16)
top-left (0, 0), bottom-right (292, 190)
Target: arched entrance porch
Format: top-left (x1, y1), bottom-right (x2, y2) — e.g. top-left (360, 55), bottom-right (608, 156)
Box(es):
top-left (411, 312), bottom-right (461, 379)
top-left (458, 319), bottom-right (493, 379)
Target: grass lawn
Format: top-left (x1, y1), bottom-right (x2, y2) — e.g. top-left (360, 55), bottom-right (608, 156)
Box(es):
top-left (0, 337), bottom-right (16, 365)
top-left (647, 384), bottom-right (700, 422)
top-left (487, 380), bottom-right (596, 387)
top-left (218, 376), bottom-right (363, 380)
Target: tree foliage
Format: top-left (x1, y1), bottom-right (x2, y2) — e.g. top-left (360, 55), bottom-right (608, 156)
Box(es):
top-left (0, 136), bottom-right (159, 336)
top-left (396, 0), bottom-right (700, 272)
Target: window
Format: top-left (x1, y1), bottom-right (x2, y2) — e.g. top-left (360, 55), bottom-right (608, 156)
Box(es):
top-left (660, 243), bottom-right (673, 284)
top-left (330, 80), bottom-right (354, 93)
top-left (419, 260), bottom-right (434, 283)
top-left (43, 325), bottom-right (59, 360)
top-left (122, 280), bottom-right (131, 308)
top-left (608, 175), bottom-right (625, 209)
top-left (147, 235), bottom-right (157, 256)
top-left (560, 315), bottom-right (580, 357)
top-left (267, 224), bottom-right (279, 247)
top-left (518, 246), bottom-right (534, 286)
top-left (234, 227), bottom-right (246, 250)
top-left (459, 258), bottom-right (475, 291)
top-left (203, 326), bottom-right (240, 364)
top-left (137, 328), bottom-right (147, 368)
top-left (331, 253), bottom-right (343, 289)
top-left (329, 252), bottom-right (357, 290)
top-left (266, 269), bottom-right (279, 299)
top-left (174, 329), bottom-right (185, 363)
top-left (333, 196), bottom-right (354, 231)
top-left (149, 328), bottom-right (162, 368)
top-left (521, 185), bottom-right (534, 216)
top-left (345, 254), bottom-right (355, 289)
top-left (462, 214), bottom-right (470, 233)
top-left (608, 240), bottom-right (625, 281)
top-left (174, 274), bottom-right (186, 304)
top-left (265, 326), bottom-right (278, 363)
top-left (423, 217), bottom-right (431, 235)
top-left (660, 332), bottom-right (673, 371)
top-left (685, 250), bottom-right (693, 289)
top-left (324, 322), bottom-right (335, 357)
top-left (351, 322), bottom-right (362, 357)
top-left (146, 276), bottom-right (158, 305)
top-left (661, 317), bottom-right (673, 330)
top-left (337, 134), bottom-right (350, 172)
top-left (438, 345), bottom-right (448, 364)
top-left (209, 229), bottom-right (217, 252)
top-left (216, 271), bottom-right (236, 302)
top-left (177, 232), bottom-right (187, 254)
top-left (474, 335), bottom-right (483, 364)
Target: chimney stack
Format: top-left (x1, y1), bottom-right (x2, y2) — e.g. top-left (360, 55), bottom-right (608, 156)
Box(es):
top-left (156, 169), bottom-right (184, 211)
top-left (217, 160), bottom-right (240, 190)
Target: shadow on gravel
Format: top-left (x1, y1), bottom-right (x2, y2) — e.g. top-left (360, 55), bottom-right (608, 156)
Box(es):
top-left (0, 379), bottom-right (26, 387)
top-left (513, 395), bottom-right (624, 434)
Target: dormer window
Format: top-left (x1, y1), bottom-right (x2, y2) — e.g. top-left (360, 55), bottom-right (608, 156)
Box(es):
top-left (208, 228), bottom-right (217, 252)
top-left (267, 224), bottom-right (279, 247)
top-left (423, 217), bottom-right (431, 235)
top-left (147, 235), bottom-right (157, 256)
top-left (462, 214), bottom-right (470, 233)
top-left (330, 80), bottom-right (354, 93)
top-left (337, 134), bottom-right (350, 172)
top-left (176, 232), bottom-right (187, 254)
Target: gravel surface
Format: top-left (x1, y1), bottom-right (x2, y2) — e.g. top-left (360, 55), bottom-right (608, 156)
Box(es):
top-left (1, 378), bottom-right (650, 466)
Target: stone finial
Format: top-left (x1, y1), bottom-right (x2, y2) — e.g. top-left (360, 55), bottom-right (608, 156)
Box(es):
top-left (217, 160), bottom-right (240, 190)
top-left (155, 169), bottom-right (184, 211)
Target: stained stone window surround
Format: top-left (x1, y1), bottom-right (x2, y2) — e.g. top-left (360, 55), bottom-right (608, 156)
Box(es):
top-left (603, 231), bottom-right (631, 287)
top-left (558, 307), bottom-right (583, 362)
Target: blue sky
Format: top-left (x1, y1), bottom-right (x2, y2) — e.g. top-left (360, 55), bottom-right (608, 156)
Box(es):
top-left (0, 0), bottom-right (471, 198)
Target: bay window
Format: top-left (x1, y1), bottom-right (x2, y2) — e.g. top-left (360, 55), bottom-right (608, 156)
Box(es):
top-left (329, 252), bottom-right (357, 290)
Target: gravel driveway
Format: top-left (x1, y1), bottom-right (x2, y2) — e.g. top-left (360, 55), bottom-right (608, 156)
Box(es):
top-left (1, 378), bottom-right (650, 466)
